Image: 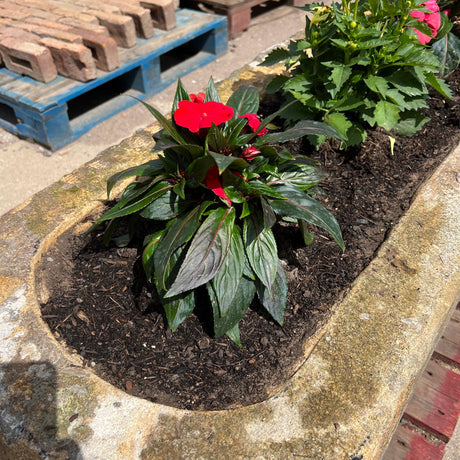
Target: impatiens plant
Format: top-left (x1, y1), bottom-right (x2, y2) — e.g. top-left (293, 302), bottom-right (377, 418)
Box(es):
top-left (261, 0), bottom-right (452, 147)
top-left (92, 78), bottom-right (344, 346)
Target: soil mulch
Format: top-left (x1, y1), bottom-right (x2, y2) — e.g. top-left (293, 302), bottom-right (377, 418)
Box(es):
top-left (38, 69), bottom-right (460, 411)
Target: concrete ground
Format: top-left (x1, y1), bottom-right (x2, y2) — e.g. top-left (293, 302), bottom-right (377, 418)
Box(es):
top-left (0, 3), bottom-right (458, 458)
top-left (0, 4), bottom-right (307, 216)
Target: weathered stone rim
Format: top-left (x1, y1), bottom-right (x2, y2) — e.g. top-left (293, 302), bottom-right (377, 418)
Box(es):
top-left (1, 63), bottom-right (459, 459)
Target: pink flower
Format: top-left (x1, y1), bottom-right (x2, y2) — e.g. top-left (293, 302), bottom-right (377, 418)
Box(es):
top-left (190, 92), bottom-right (205, 103)
top-left (240, 146), bottom-right (261, 161)
top-left (410, 0), bottom-right (441, 44)
top-left (240, 114), bottom-right (268, 136)
top-left (174, 100), bottom-right (234, 133)
top-left (204, 165), bottom-right (231, 205)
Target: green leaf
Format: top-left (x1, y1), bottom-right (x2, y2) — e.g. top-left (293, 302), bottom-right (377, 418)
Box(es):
top-left (172, 78), bottom-right (190, 116)
top-left (154, 204), bottom-right (205, 291)
top-left (208, 150), bottom-right (248, 174)
top-left (225, 323), bottom-right (242, 347)
top-left (267, 163), bottom-right (327, 190)
top-left (265, 75), bottom-right (289, 94)
top-left (140, 190), bottom-right (195, 220)
top-left (137, 99), bottom-right (188, 146)
top-left (209, 276), bottom-right (256, 338)
top-left (388, 71), bottom-right (425, 96)
top-left (364, 75), bottom-right (390, 95)
top-left (324, 112), bottom-right (352, 142)
top-left (244, 212), bottom-right (278, 290)
top-left (226, 85), bottom-right (260, 118)
top-left (97, 182), bottom-right (173, 222)
top-left (106, 159), bottom-right (164, 198)
top-left (374, 100), bottom-right (400, 131)
top-left (247, 181), bottom-right (286, 199)
top-left (165, 207), bottom-right (236, 297)
top-left (270, 183), bottom-right (344, 250)
top-left (173, 178), bottom-right (186, 200)
top-left (393, 110), bottom-right (429, 136)
top-left (261, 119), bottom-right (341, 144)
top-left (432, 32), bottom-right (460, 77)
top-left (211, 226), bottom-right (245, 316)
top-left (256, 260), bottom-right (287, 326)
top-left (205, 77), bottom-right (221, 103)
top-left (259, 47), bottom-right (291, 67)
top-left (425, 72), bottom-right (452, 99)
top-left (143, 229), bottom-right (165, 282)
top-left (327, 65), bottom-right (352, 98)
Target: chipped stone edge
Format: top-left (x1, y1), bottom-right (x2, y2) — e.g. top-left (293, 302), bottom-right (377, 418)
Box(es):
top-left (0, 64), bottom-right (459, 459)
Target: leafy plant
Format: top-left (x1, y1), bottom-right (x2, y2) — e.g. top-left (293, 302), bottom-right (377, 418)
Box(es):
top-left (92, 78), bottom-right (344, 346)
top-left (261, 0), bottom-right (452, 147)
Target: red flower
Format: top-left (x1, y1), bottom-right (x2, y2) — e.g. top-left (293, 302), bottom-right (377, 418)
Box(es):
top-left (174, 100), bottom-right (234, 134)
top-left (204, 165), bottom-right (231, 205)
top-left (190, 92), bottom-right (205, 103)
top-left (240, 114), bottom-right (268, 136)
top-left (410, 0), bottom-right (441, 44)
top-left (241, 146), bottom-right (261, 161)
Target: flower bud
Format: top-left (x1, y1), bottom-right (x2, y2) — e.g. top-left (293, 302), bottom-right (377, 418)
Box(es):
top-left (241, 146), bottom-right (261, 161)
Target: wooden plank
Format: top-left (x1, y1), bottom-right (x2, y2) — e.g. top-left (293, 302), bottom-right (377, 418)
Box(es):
top-left (383, 423), bottom-right (445, 460)
top-left (403, 359), bottom-right (460, 442)
top-left (433, 304), bottom-right (460, 368)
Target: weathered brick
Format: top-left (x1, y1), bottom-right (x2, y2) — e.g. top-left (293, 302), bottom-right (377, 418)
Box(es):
top-left (137, 0), bottom-right (176, 30)
top-left (0, 26), bottom-right (38, 43)
top-left (17, 22), bottom-right (84, 44)
top-left (89, 11), bottom-right (137, 48)
top-left (0, 36), bottom-right (57, 82)
top-left (103, 1), bottom-right (154, 39)
top-left (40, 37), bottom-right (97, 81)
top-left (74, 0), bottom-right (121, 15)
top-left (0, 7), bottom-right (30, 21)
top-left (65, 26), bottom-right (119, 71)
top-left (58, 17), bottom-right (110, 36)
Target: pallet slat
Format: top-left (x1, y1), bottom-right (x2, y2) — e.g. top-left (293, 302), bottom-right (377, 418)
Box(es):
top-left (383, 423), bottom-right (445, 460)
top-left (0, 9), bottom-right (228, 150)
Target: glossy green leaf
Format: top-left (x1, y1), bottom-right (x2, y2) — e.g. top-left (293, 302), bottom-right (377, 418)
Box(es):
top-left (140, 190), bottom-right (196, 220)
top-left (205, 76), bottom-right (221, 103)
top-left (208, 276), bottom-right (256, 338)
top-left (243, 212), bottom-right (278, 290)
top-left (165, 207), bottom-right (236, 297)
top-left (226, 85), bottom-right (260, 118)
top-left (225, 323), bottom-right (242, 347)
top-left (97, 182), bottom-right (173, 222)
top-left (256, 260), bottom-right (287, 326)
top-left (267, 163), bottom-right (327, 190)
top-left (425, 72), bottom-right (452, 99)
top-left (143, 229), bottom-right (165, 282)
top-left (211, 226), bottom-right (245, 316)
top-left (154, 204), bottom-right (205, 291)
top-left (172, 78), bottom-right (190, 116)
top-left (106, 159), bottom-right (164, 198)
top-left (261, 120), bottom-right (341, 144)
top-left (208, 150), bottom-right (248, 174)
top-left (270, 183), bottom-right (344, 250)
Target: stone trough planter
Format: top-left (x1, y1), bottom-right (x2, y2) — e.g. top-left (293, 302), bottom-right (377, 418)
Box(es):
top-left (1, 63), bottom-right (459, 460)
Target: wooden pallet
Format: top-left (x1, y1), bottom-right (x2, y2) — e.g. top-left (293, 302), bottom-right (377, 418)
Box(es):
top-left (183, 0), bottom-right (301, 38)
top-left (383, 303), bottom-right (460, 459)
top-left (0, 9), bottom-right (227, 150)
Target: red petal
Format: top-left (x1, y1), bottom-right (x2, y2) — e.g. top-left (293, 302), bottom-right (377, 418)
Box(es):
top-left (204, 166), bottom-right (231, 204)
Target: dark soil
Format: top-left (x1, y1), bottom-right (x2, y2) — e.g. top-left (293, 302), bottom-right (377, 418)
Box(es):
top-left (38, 69), bottom-right (460, 411)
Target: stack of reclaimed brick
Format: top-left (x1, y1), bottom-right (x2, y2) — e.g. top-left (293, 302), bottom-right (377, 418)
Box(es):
top-left (0, 0), bottom-right (177, 83)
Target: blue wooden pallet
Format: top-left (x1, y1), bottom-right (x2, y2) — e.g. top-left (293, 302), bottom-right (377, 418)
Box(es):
top-left (0, 9), bottom-right (228, 150)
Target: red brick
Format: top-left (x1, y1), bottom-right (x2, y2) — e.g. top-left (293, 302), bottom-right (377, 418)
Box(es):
top-left (40, 37), bottom-right (96, 81)
top-left (103, 1), bottom-right (154, 38)
top-left (58, 17), bottom-right (110, 36)
top-left (65, 26), bottom-right (119, 71)
top-left (17, 22), bottom-right (83, 44)
top-left (0, 36), bottom-right (57, 83)
top-left (88, 11), bottom-right (137, 48)
top-left (138, 0), bottom-right (176, 30)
